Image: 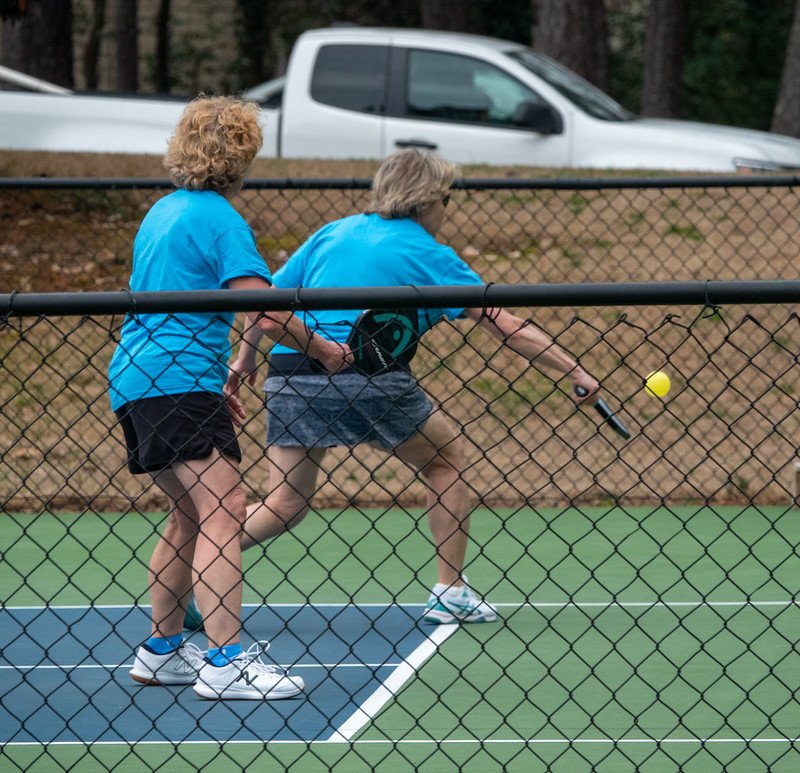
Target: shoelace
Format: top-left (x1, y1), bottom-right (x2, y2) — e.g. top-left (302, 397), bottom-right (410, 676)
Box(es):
top-left (232, 640), bottom-right (286, 678)
top-left (174, 642), bottom-right (205, 672)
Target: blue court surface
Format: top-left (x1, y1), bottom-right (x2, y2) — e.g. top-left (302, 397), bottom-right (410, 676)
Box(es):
top-left (0, 603), bottom-right (454, 744)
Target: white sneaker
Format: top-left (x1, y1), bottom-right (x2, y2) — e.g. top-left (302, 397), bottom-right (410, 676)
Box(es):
top-left (193, 641), bottom-right (305, 700)
top-left (130, 641), bottom-right (205, 685)
top-left (423, 576), bottom-right (497, 624)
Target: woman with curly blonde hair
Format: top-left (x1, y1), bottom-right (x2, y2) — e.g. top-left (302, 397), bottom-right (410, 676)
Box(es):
top-left (164, 96), bottom-right (262, 195)
top-left (108, 96), bottom-right (348, 701)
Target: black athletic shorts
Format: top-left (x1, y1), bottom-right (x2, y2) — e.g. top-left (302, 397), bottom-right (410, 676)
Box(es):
top-left (115, 392), bottom-right (241, 475)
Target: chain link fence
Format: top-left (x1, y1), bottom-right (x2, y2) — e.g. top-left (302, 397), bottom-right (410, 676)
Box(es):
top-left (1, 175), bottom-right (799, 292)
top-left (0, 179), bottom-right (799, 770)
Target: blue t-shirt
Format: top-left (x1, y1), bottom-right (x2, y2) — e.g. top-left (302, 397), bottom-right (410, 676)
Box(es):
top-left (108, 189), bottom-right (272, 410)
top-left (270, 213), bottom-right (482, 355)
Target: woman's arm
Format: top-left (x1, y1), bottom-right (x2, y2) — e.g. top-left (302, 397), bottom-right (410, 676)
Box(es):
top-left (222, 277), bottom-right (350, 425)
top-left (227, 276), bottom-right (349, 373)
top-left (465, 306), bottom-right (600, 403)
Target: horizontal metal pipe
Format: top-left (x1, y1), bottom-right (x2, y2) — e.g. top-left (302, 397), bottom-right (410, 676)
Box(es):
top-left (3, 281), bottom-right (800, 317)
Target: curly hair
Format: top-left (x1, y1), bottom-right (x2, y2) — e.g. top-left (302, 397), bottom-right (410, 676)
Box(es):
top-left (164, 96), bottom-right (263, 195)
top-left (369, 148), bottom-right (456, 219)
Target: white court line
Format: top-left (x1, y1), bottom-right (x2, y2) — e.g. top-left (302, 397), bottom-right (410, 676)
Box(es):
top-left (0, 662), bottom-right (399, 671)
top-left (520, 600), bottom-right (798, 608)
top-left (2, 736), bottom-right (796, 748)
top-left (0, 603), bottom-right (426, 610)
top-left (327, 624), bottom-right (458, 743)
top-left (329, 737), bottom-right (800, 747)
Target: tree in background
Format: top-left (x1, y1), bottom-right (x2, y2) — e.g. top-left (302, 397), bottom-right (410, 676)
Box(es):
top-left (0, 0), bottom-right (26, 20)
top-left (606, 1), bottom-right (646, 113)
top-left (235, 0), bottom-right (270, 88)
top-left (641, 0), bottom-right (687, 117)
top-left (115, 0), bottom-right (138, 91)
top-left (420, 0), bottom-right (468, 31)
top-left (152, 0), bottom-right (170, 92)
top-left (531, 0), bottom-right (610, 92)
top-left (772, 0), bottom-right (800, 136)
top-left (682, 0), bottom-right (792, 130)
top-left (0, 0), bottom-right (73, 87)
top-left (275, 0), bottom-right (418, 33)
top-left (82, 0), bottom-right (107, 89)
top-left (472, 0), bottom-right (530, 43)
top-left (232, 0), bottom-right (419, 86)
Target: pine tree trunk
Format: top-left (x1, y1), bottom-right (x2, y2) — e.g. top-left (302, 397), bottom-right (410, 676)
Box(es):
top-left (772, 0), bottom-right (800, 137)
top-left (83, 0), bottom-right (107, 90)
top-left (0, 0), bottom-right (74, 87)
top-left (153, 0), bottom-right (171, 93)
top-left (641, 0), bottom-right (687, 118)
top-left (531, 0), bottom-right (609, 91)
top-left (420, 0), bottom-right (468, 32)
top-left (115, 0), bottom-right (138, 92)
top-left (236, 0), bottom-right (270, 89)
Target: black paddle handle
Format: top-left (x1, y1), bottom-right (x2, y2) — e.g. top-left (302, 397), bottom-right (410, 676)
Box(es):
top-left (575, 386), bottom-right (631, 440)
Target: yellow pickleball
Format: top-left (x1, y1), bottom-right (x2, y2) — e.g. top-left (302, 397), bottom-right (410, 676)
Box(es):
top-left (645, 370), bottom-right (671, 398)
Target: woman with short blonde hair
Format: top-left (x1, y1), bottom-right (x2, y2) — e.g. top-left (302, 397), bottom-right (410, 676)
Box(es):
top-left (213, 147), bottom-right (603, 631)
top-left (369, 147), bottom-right (456, 219)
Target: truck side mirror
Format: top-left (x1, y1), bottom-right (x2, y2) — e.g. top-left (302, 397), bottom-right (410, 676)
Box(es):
top-left (513, 101), bottom-right (563, 135)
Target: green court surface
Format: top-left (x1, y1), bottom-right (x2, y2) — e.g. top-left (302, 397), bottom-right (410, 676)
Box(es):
top-left (1, 504), bottom-right (798, 771)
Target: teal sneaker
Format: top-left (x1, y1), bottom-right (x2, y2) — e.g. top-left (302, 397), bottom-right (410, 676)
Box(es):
top-left (423, 576), bottom-right (497, 624)
top-left (183, 595), bottom-right (205, 632)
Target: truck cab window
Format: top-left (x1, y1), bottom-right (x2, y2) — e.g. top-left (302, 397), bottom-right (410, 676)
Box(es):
top-left (310, 45), bottom-right (389, 114)
top-left (508, 49), bottom-right (632, 121)
top-left (406, 50), bottom-right (550, 127)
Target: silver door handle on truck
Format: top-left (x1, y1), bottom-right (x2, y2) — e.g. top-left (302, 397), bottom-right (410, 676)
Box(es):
top-left (394, 138), bottom-right (439, 150)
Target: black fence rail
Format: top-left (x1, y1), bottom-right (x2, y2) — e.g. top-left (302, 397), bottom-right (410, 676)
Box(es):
top-left (2, 281), bottom-right (800, 515)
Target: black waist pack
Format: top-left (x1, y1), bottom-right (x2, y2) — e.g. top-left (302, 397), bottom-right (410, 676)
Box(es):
top-left (345, 308), bottom-right (420, 376)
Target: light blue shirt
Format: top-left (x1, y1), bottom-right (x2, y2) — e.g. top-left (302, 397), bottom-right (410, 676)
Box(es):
top-left (270, 213), bottom-right (482, 355)
top-left (108, 189), bottom-right (272, 410)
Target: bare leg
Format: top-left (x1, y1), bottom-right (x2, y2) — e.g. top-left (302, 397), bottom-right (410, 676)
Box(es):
top-left (242, 446), bottom-right (326, 550)
top-left (393, 411), bottom-right (468, 587)
top-left (148, 469), bottom-right (200, 638)
top-left (170, 451), bottom-right (247, 650)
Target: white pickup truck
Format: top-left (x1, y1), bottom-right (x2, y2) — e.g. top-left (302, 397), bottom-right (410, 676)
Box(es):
top-left (3, 25), bottom-right (800, 172)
